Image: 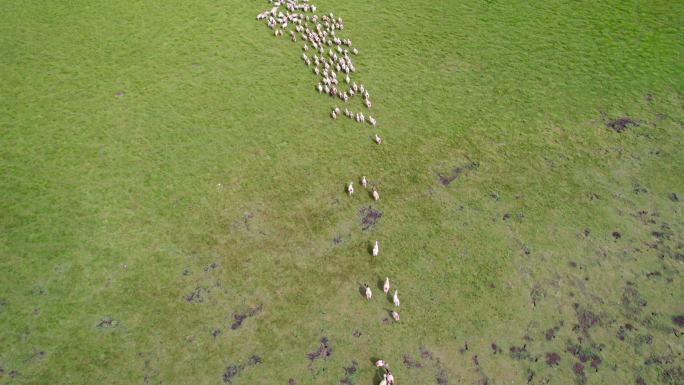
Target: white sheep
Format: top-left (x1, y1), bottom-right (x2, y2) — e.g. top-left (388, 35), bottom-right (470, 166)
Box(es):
top-left (361, 176), bottom-right (367, 189)
top-left (347, 182), bottom-right (354, 196)
top-left (391, 310), bottom-right (400, 321)
top-left (383, 277), bottom-right (390, 293)
top-left (374, 134), bottom-right (382, 144)
top-left (375, 360), bottom-right (386, 367)
top-left (373, 241), bottom-right (379, 257)
top-left (393, 290), bottom-right (400, 307)
top-left (372, 189), bottom-right (380, 201)
top-left (365, 284), bottom-right (372, 301)
top-left (386, 372), bottom-right (395, 385)
top-left (331, 110), bottom-right (337, 119)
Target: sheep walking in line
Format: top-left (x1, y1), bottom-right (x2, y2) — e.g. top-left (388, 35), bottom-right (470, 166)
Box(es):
top-left (372, 189), bottom-right (380, 201)
top-left (365, 284), bottom-right (372, 301)
top-left (383, 277), bottom-right (390, 294)
top-left (347, 182), bottom-right (354, 196)
top-left (361, 176), bottom-right (367, 189)
top-left (393, 290), bottom-right (400, 307)
top-left (372, 240), bottom-right (379, 257)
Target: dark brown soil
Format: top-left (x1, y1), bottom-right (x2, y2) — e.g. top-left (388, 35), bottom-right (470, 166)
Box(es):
top-left (606, 117), bottom-right (639, 133)
top-left (437, 162), bottom-right (479, 186)
top-left (509, 345), bottom-right (529, 361)
top-left (307, 336), bottom-right (332, 366)
top-left (248, 355), bottom-right (262, 365)
top-left (333, 235), bottom-right (343, 245)
top-left (185, 287), bottom-right (207, 304)
top-left (97, 317), bottom-right (117, 328)
top-left (491, 343), bottom-right (502, 354)
top-left (359, 206), bottom-right (382, 230)
top-left (612, 231), bottom-right (622, 240)
top-left (402, 354), bottom-right (422, 369)
top-left (222, 365), bottom-right (240, 384)
top-left (115, 91), bottom-right (125, 97)
top-left (419, 346), bottom-right (433, 360)
top-left (288, 379), bottom-right (296, 385)
top-left (230, 305), bottom-right (262, 330)
top-left (436, 369), bottom-right (449, 385)
top-left (204, 262), bottom-right (218, 272)
top-left (635, 376), bottom-right (646, 385)
top-left (339, 361), bottom-right (358, 384)
top-left (633, 183), bottom-right (648, 194)
top-left (669, 193), bottom-right (679, 202)
top-left (211, 329), bottom-right (221, 338)
top-left (352, 329), bottom-right (362, 337)
top-left (545, 352), bottom-right (560, 366)
top-left (673, 315), bottom-right (684, 327)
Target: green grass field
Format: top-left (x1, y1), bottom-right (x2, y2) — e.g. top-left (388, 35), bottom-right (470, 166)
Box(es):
top-left (1, 0), bottom-right (683, 384)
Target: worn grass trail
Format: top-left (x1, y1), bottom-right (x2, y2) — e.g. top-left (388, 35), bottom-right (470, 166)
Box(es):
top-left (1, 0), bottom-right (683, 384)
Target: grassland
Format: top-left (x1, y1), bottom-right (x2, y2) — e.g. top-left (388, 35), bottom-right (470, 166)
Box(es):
top-left (1, 0), bottom-right (683, 384)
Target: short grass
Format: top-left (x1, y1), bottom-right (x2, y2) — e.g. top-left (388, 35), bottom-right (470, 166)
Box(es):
top-left (1, 0), bottom-right (683, 384)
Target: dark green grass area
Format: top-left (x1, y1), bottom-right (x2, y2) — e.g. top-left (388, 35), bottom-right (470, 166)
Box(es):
top-left (1, 0), bottom-right (682, 384)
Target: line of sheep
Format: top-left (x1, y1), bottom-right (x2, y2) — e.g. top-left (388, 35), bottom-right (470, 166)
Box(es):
top-left (257, 1), bottom-right (396, 384)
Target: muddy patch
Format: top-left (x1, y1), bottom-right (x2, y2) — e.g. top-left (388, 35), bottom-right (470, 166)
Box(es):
top-left (352, 329), bottom-right (362, 338)
top-left (339, 360), bottom-right (358, 384)
top-left (612, 231), bottom-right (622, 240)
top-left (437, 162), bottom-right (479, 186)
top-left (230, 305), bottom-right (262, 330)
top-left (402, 354), bottom-right (422, 369)
top-left (248, 355), bottom-right (262, 365)
top-left (185, 287), bottom-right (208, 304)
top-left (359, 206), bottom-right (382, 230)
top-left (672, 315), bottom-right (684, 327)
top-left (288, 379), bottom-right (296, 385)
top-left (573, 363), bottom-right (586, 384)
top-left (490, 343), bottom-right (502, 354)
top-left (509, 345), bottom-right (530, 361)
top-left (96, 317), bottom-right (118, 328)
top-left (307, 336), bottom-right (332, 368)
top-left (669, 193), bottom-right (679, 202)
top-left (620, 286), bottom-right (647, 320)
top-left (545, 352), bottom-right (560, 366)
top-left (115, 91), bottom-right (125, 97)
top-left (211, 329), bottom-right (221, 338)
top-left (606, 117), bottom-right (639, 133)
top-left (565, 340), bottom-right (603, 372)
top-left (333, 235), bottom-right (343, 245)
top-left (530, 284), bottom-right (545, 307)
top-left (204, 262), bottom-right (219, 272)
top-left (436, 369), bottom-right (449, 385)
top-left (222, 365), bottom-right (240, 384)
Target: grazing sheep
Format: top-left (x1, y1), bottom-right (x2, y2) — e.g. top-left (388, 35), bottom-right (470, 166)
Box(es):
top-left (383, 277), bottom-right (389, 293)
top-left (303, 44), bottom-right (308, 51)
top-left (347, 182), bottom-right (354, 196)
top-left (391, 310), bottom-right (400, 321)
top-left (317, 84), bottom-right (323, 93)
top-left (386, 371), bottom-right (395, 385)
top-left (314, 67), bottom-right (319, 75)
top-left (361, 176), bottom-right (367, 189)
top-left (345, 75), bottom-right (350, 83)
top-left (334, 106), bottom-right (341, 114)
top-left (368, 116), bottom-right (377, 126)
top-left (331, 110), bottom-right (337, 119)
top-left (393, 290), bottom-right (400, 307)
top-left (365, 99), bottom-right (372, 108)
top-left (373, 240), bottom-right (379, 257)
top-left (372, 189), bottom-right (380, 201)
top-left (378, 375), bottom-right (387, 385)
top-left (374, 134), bottom-right (382, 144)
top-left (365, 284), bottom-right (372, 301)
top-left (359, 84), bottom-right (365, 93)
top-left (375, 360), bottom-right (386, 367)
top-left (352, 47), bottom-right (358, 55)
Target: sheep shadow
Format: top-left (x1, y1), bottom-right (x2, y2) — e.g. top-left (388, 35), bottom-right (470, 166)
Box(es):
top-left (376, 278), bottom-right (384, 291)
top-left (367, 241), bottom-right (375, 256)
top-left (358, 284), bottom-right (369, 299)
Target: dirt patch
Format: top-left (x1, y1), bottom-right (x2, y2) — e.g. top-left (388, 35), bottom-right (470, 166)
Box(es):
top-left (420, 346), bottom-right (433, 360)
top-left (472, 355), bottom-right (479, 367)
top-left (9, 370), bottom-right (18, 378)
top-left (307, 336), bottom-right (332, 367)
top-left (669, 193), bottom-right (679, 202)
top-left (606, 117), bottom-right (639, 133)
top-left (437, 162), bottom-right (479, 186)
top-left (352, 329), bottom-right (362, 337)
top-left (612, 231), bottom-right (622, 240)
top-left (115, 91), bottom-right (125, 97)
top-left (633, 183), bottom-right (648, 194)
top-left (659, 367), bottom-right (684, 384)
top-left (490, 343), bottom-right (502, 354)
top-left (573, 363), bottom-right (586, 384)
top-left (204, 262), bottom-right (218, 272)
top-left (621, 286), bottom-right (647, 320)
top-left (645, 271), bottom-right (661, 278)
top-left (359, 206), bottom-right (382, 230)
top-left (673, 315), bottom-right (684, 327)
top-left (333, 235), bottom-right (343, 245)
top-left (222, 365), bottom-right (240, 384)
top-left (635, 376), bottom-right (646, 385)
top-left (288, 379), bottom-right (296, 385)
top-left (436, 369), bottom-right (449, 385)
top-left (530, 284), bottom-right (545, 307)
top-left (248, 355), bottom-right (262, 365)
top-left (339, 361), bottom-right (358, 384)
top-left (96, 317), bottom-right (118, 328)
top-left (185, 287), bottom-right (208, 304)
top-left (545, 352), bottom-right (560, 366)
top-left (230, 305), bottom-right (262, 330)
top-left (509, 345), bottom-right (530, 361)
top-left (402, 354), bottom-right (422, 369)
top-left (211, 329), bottom-right (221, 338)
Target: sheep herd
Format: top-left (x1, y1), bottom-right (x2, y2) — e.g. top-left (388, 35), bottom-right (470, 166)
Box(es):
top-left (256, 1), bottom-right (398, 383)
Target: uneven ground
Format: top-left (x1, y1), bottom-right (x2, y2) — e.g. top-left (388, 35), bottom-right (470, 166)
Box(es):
top-left (1, 0), bottom-right (683, 384)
